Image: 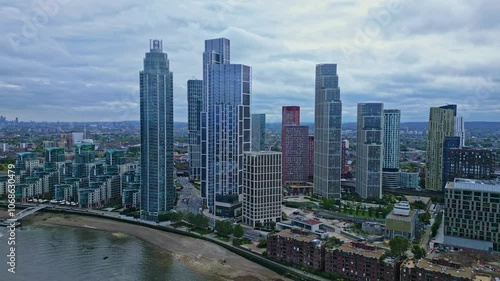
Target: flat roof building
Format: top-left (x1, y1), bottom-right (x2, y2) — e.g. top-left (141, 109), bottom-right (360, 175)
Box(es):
top-left (325, 242), bottom-right (400, 281)
top-left (242, 151), bottom-right (282, 228)
top-left (444, 178), bottom-right (500, 252)
top-left (267, 229), bottom-right (325, 271)
top-left (400, 258), bottom-right (492, 281)
top-left (385, 203), bottom-right (419, 241)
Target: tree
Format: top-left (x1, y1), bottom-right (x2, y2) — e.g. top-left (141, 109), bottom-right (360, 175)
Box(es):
top-left (412, 200), bottom-right (427, 210)
top-left (418, 211), bottom-right (431, 225)
top-left (281, 211), bottom-right (288, 220)
top-left (390, 236), bottom-right (410, 257)
top-left (197, 214), bottom-right (209, 229)
top-left (412, 245), bottom-right (426, 259)
top-left (257, 238), bottom-right (267, 248)
top-left (431, 213), bottom-right (443, 237)
top-left (186, 212), bottom-right (196, 224)
top-left (233, 224), bottom-right (244, 238)
top-left (214, 220), bottom-right (233, 237)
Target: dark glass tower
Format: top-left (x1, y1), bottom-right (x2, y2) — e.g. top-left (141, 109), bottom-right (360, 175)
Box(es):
top-left (140, 39), bottom-right (174, 221)
top-left (188, 79), bottom-right (203, 181)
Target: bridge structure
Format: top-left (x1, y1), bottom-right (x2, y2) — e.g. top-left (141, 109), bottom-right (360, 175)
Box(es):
top-left (12, 205), bottom-right (46, 220)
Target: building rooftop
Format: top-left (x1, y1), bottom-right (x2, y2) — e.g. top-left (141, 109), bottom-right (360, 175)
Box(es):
top-left (446, 178), bottom-right (500, 193)
top-left (273, 229), bottom-right (321, 243)
top-left (404, 195), bottom-right (431, 206)
top-left (386, 209), bottom-right (417, 221)
top-left (473, 274), bottom-right (492, 281)
top-left (244, 151), bottom-right (281, 156)
top-left (304, 219), bottom-right (321, 225)
top-left (402, 258), bottom-right (485, 280)
top-left (329, 242), bottom-right (386, 259)
top-left (45, 147), bottom-right (64, 151)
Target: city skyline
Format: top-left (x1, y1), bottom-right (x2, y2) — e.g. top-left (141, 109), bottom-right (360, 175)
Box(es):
top-left (1, 1), bottom-right (499, 123)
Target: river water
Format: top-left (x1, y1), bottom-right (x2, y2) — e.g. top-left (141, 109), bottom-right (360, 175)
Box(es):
top-left (0, 224), bottom-right (223, 281)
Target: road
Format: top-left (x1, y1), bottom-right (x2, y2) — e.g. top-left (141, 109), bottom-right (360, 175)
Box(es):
top-left (241, 225), bottom-right (266, 240)
top-left (176, 177), bottom-right (202, 215)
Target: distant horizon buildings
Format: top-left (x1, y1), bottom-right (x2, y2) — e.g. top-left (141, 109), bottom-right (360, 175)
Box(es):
top-left (314, 64), bottom-right (342, 199)
top-left (140, 39), bottom-right (175, 221)
top-left (356, 103), bottom-right (384, 199)
top-left (426, 105), bottom-right (456, 192)
top-left (201, 38), bottom-right (252, 217)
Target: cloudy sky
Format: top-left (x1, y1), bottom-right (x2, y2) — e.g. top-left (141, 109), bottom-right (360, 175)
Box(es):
top-left (0, 0), bottom-right (499, 123)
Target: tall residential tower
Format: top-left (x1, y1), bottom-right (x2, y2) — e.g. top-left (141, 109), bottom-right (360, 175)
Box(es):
top-left (382, 109), bottom-right (401, 189)
top-left (356, 103), bottom-right (384, 199)
top-left (314, 64), bottom-right (342, 199)
top-left (201, 38), bottom-right (252, 217)
top-left (426, 105), bottom-right (456, 191)
top-left (140, 39), bottom-right (175, 221)
top-left (187, 79), bottom-right (203, 180)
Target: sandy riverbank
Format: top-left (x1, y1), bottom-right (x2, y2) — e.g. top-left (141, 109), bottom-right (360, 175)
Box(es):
top-left (0, 210), bottom-right (289, 281)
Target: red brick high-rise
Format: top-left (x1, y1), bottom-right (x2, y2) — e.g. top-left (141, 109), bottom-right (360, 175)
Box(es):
top-left (281, 106), bottom-right (309, 183)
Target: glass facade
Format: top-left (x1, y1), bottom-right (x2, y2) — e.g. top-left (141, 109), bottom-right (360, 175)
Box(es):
top-left (382, 109), bottom-right (401, 189)
top-left (187, 79), bottom-right (203, 180)
top-left (201, 38), bottom-right (251, 216)
top-left (356, 103), bottom-right (384, 199)
top-left (140, 39), bottom-right (175, 221)
top-left (314, 64), bottom-right (342, 199)
top-left (251, 113), bottom-right (266, 151)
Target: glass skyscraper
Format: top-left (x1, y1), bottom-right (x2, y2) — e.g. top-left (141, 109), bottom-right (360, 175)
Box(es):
top-left (251, 113), bottom-right (266, 151)
top-left (188, 79), bottom-right (203, 181)
top-left (140, 39), bottom-right (175, 221)
top-left (201, 38), bottom-right (252, 217)
top-left (314, 64), bottom-right (342, 199)
top-left (356, 103), bottom-right (384, 199)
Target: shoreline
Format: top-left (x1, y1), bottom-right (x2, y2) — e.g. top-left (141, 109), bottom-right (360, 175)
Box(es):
top-left (0, 210), bottom-right (288, 281)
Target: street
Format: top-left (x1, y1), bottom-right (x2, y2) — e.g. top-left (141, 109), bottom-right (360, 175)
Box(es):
top-left (176, 177), bottom-right (202, 214)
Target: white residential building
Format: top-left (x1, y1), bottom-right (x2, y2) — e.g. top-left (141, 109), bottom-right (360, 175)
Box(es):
top-left (243, 151), bottom-right (282, 227)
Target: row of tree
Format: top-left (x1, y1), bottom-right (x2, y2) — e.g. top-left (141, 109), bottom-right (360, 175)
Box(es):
top-left (390, 236), bottom-right (426, 260)
top-left (158, 211), bottom-right (209, 229)
top-left (431, 212), bottom-right (443, 237)
top-left (214, 220), bottom-right (244, 238)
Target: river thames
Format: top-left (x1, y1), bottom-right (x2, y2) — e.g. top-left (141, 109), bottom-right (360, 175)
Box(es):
top-left (0, 224), bottom-right (224, 281)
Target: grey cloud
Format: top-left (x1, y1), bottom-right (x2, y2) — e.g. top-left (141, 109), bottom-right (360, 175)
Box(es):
top-left (0, 0), bottom-right (498, 122)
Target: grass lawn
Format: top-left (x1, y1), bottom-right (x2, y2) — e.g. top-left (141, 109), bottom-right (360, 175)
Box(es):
top-left (171, 221), bottom-right (192, 228)
top-left (191, 227), bottom-right (212, 235)
top-left (215, 235), bottom-right (230, 242)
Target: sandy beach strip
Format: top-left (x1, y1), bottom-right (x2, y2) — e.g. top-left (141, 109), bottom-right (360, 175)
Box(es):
top-left (0, 209), bottom-right (289, 281)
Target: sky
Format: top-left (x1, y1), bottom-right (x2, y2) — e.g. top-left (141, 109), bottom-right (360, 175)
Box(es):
top-left (0, 0), bottom-right (499, 123)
